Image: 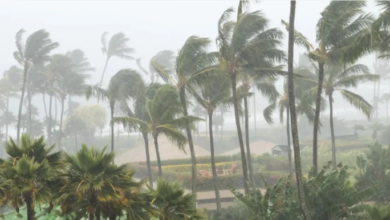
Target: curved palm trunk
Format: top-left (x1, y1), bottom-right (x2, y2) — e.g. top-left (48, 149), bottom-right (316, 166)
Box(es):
top-left (16, 64), bottom-right (28, 144)
top-left (27, 89), bottom-right (32, 135)
top-left (253, 88), bottom-right (257, 136)
top-left (153, 133), bottom-right (162, 177)
top-left (48, 90), bottom-right (53, 147)
top-left (312, 62), bottom-right (324, 175)
top-left (99, 57), bottom-right (110, 86)
top-left (110, 103), bottom-right (114, 153)
top-left (244, 96), bottom-right (254, 187)
top-left (286, 106), bottom-right (293, 177)
top-left (42, 92), bottom-right (48, 117)
top-left (179, 86), bottom-right (197, 194)
top-left (142, 131), bottom-right (153, 187)
top-left (24, 192), bottom-right (34, 220)
top-left (287, 1), bottom-right (311, 219)
top-left (208, 111), bottom-right (221, 211)
top-left (230, 74), bottom-right (249, 194)
top-left (328, 93), bottom-right (336, 168)
top-left (58, 97), bottom-right (65, 150)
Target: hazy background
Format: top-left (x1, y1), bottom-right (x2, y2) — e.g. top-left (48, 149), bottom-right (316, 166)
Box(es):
top-left (0, 0), bottom-right (383, 135)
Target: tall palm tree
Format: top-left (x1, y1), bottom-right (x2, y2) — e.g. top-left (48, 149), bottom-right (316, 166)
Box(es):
top-left (136, 50), bottom-right (175, 83)
top-left (216, 7), bottom-right (284, 194)
top-left (113, 84), bottom-right (198, 177)
top-left (313, 64), bottom-right (377, 167)
top-left (100, 32), bottom-right (134, 85)
top-left (59, 145), bottom-right (135, 220)
top-left (13, 29), bottom-right (59, 144)
top-left (286, 0), bottom-right (311, 219)
top-left (86, 69), bottom-right (144, 153)
top-left (283, 1), bottom-right (373, 174)
top-left (151, 36), bottom-right (218, 194)
top-left (192, 74), bottom-right (230, 211)
top-left (150, 179), bottom-right (205, 220)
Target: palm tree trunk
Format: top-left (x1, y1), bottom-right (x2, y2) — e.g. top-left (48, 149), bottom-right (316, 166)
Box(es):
top-left (27, 89), bottom-right (32, 135)
top-left (48, 89), bottom-right (53, 147)
top-left (153, 133), bottom-right (162, 177)
top-left (110, 103), bottom-right (114, 153)
top-left (24, 193), bottom-right (34, 220)
top-left (387, 99), bottom-right (388, 119)
top-left (55, 98), bottom-right (58, 130)
top-left (244, 96), bottom-right (254, 187)
top-left (221, 112), bottom-right (223, 139)
top-left (179, 86), bottom-right (197, 194)
top-left (230, 73), bottom-right (249, 194)
top-left (99, 56), bottom-right (110, 86)
top-left (208, 111), bottom-right (221, 211)
top-left (74, 132), bottom-right (78, 151)
top-left (253, 88), bottom-right (257, 136)
top-left (328, 93), bottom-right (336, 168)
top-left (142, 131), bottom-right (153, 187)
top-left (5, 92), bottom-right (9, 141)
top-left (312, 62), bottom-right (324, 175)
top-left (286, 106), bottom-right (293, 178)
top-left (377, 80), bottom-right (381, 120)
top-left (16, 64), bottom-right (28, 144)
top-left (58, 97), bottom-right (65, 150)
top-left (287, 1), bottom-right (311, 219)
top-left (42, 92), bottom-right (48, 117)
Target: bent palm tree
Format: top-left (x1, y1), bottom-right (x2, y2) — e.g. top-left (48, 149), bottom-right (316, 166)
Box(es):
top-left (216, 7), bottom-right (284, 194)
top-left (136, 50), bottom-right (175, 83)
top-left (13, 29), bottom-right (59, 144)
top-left (283, 1), bottom-right (373, 174)
top-left (113, 84), bottom-right (199, 177)
top-left (152, 36), bottom-right (217, 194)
top-left (100, 32), bottom-right (134, 85)
top-left (86, 69), bottom-right (144, 153)
top-left (192, 74), bottom-right (230, 211)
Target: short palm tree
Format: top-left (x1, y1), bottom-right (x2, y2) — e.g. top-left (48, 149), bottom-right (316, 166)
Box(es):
top-left (365, 205), bottom-right (390, 220)
top-left (113, 84), bottom-right (198, 177)
top-left (86, 69), bottom-right (144, 153)
top-left (136, 50), bottom-right (175, 83)
top-left (100, 32), bottom-right (134, 85)
top-left (150, 178), bottom-right (205, 220)
top-left (192, 74), bottom-right (230, 211)
top-left (216, 7), bottom-right (284, 194)
top-left (313, 64), bottom-right (377, 167)
top-left (151, 36), bottom-right (218, 194)
top-left (59, 145), bottom-right (135, 220)
top-left (283, 1), bottom-right (373, 174)
top-left (13, 29), bottom-right (59, 144)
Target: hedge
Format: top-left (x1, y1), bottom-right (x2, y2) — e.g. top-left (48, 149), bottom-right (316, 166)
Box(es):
top-left (139, 155), bottom-right (234, 166)
top-left (133, 164), bottom-right (285, 191)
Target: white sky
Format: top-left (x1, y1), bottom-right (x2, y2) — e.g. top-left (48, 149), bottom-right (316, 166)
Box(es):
top-left (0, 0), bottom-right (385, 132)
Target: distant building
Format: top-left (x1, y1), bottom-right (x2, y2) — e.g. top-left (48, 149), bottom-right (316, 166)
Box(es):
top-left (272, 145), bottom-right (290, 157)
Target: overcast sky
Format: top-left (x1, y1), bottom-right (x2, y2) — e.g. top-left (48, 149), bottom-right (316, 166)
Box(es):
top-left (0, 0), bottom-right (385, 131)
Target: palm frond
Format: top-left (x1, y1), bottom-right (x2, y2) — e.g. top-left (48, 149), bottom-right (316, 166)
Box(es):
top-left (263, 102), bottom-right (276, 124)
top-left (339, 89), bottom-right (372, 119)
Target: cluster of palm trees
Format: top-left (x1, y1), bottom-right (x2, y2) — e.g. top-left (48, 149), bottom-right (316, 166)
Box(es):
top-left (0, 134), bottom-right (203, 220)
top-left (3, 0), bottom-right (390, 218)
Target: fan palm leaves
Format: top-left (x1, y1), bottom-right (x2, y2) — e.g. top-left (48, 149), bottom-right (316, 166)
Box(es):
top-left (283, 0), bottom-right (373, 174)
top-left (100, 32), bottom-right (134, 85)
top-left (192, 73), bottom-right (230, 211)
top-left (150, 179), bottom-right (205, 220)
top-left (151, 36), bottom-right (218, 194)
top-left (86, 69), bottom-right (145, 153)
top-left (113, 84), bottom-right (200, 177)
top-left (312, 63), bottom-right (377, 167)
top-left (216, 7), bottom-right (285, 194)
top-left (13, 29), bottom-right (59, 144)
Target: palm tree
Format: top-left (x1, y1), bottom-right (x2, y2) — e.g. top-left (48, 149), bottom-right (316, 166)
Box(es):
top-left (100, 32), bottom-right (134, 85)
top-left (2, 134), bottom-right (61, 220)
top-left (136, 50), bottom-right (175, 83)
top-left (0, 66), bottom-right (21, 140)
top-left (150, 178), bottom-right (205, 220)
top-left (86, 69), bottom-right (144, 153)
top-left (113, 84), bottom-right (198, 177)
top-left (151, 36), bottom-right (217, 194)
top-left (216, 7), bottom-right (284, 194)
top-left (286, 0), bottom-right (311, 219)
top-left (313, 64), bottom-right (377, 167)
top-left (283, 1), bottom-right (373, 174)
top-left (353, 124), bottom-right (365, 137)
top-left (59, 145), bottom-right (135, 220)
top-left (192, 74), bottom-right (230, 211)
top-left (382, 93), bottom-right (390, 119)
top-left (13, 29), bottom-right (59, 144)
top-left (370, 122), bottom-right (384, 142)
